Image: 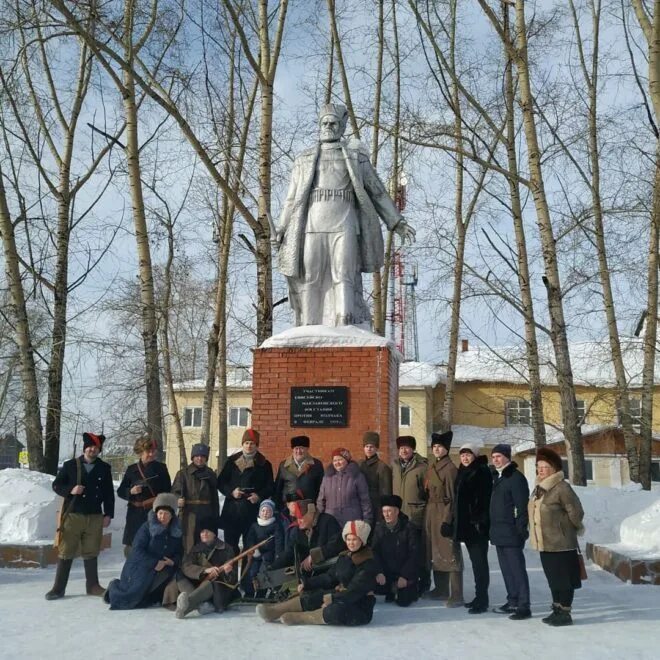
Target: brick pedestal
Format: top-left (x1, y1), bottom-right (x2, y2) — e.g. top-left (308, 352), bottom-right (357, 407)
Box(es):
top-left (252, 340), bottom-right (400, 469)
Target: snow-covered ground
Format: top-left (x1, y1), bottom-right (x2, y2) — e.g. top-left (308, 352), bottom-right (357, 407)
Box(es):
top-left (1, 469), bottom-right (659, 660)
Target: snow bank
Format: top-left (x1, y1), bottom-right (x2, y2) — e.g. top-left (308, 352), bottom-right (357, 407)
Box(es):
top-left (615, 498), bottom-right (660, 558)
top-left (0, 469), bottom-right (59, 544)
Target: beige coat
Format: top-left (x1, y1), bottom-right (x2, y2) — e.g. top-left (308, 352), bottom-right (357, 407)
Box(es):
top-left (392, 452), bottom-right (428, 528)
top-left (529, 471), bottom-right (584, 552)
top-left (424, 456), bottom-right (462, 572)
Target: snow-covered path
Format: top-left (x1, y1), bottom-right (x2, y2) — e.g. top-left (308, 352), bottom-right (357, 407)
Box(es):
top-left (1, 541), bottom-right (658, 660)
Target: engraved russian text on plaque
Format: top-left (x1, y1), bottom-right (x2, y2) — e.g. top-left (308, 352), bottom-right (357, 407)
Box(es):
top-left (290, 386), bottom-right (349, 427)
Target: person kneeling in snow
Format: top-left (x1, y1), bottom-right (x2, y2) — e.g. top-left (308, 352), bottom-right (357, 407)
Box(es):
top-left (371, 495), bottom-right (419, 607)
top-left (165, 516), bottom-right (236, 618)
top-left (105, 493), bottom-right (183, 609)
top-left (256, 520), bottom-right (378, 626)
top-left (242, 499), bottom-right (284, 596)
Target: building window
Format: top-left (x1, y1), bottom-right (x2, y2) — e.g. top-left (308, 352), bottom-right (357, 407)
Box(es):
top-left (617, 397), bottom-right (642, 430)
top-left (505, 399), bottom-right (531, 426)
top-left (399, 405), bottom-right (411, 427)
top-left (576, 399), bottom-right (586, 425)
top-left (229, 406), bottom-right (250, 427)
top-left (183, 407), bottom-right (202, 428)
top-left (561, 458), bottom-right (593, 481)
top-left (651, 462), bottom-right (660, 483)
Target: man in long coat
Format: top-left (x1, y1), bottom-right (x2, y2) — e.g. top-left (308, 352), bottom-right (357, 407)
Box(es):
top-left (358, 431), bottom-right (392, 525)
top-left (273, 435), bottom-right (324, 508)
top-left (275, 102), bottom-right (415, 326)
top-left (425, 431), bottom-right (463, 606)
top-left (172, 443), bottom-right (220, 552)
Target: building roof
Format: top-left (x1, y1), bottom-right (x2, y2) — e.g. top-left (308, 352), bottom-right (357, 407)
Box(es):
top-left (456, 339), bottom-right (651, 388)
top-left (399, 361), bottom-right (446, 388)
top-left (173, 366), bottom-right (252, 392)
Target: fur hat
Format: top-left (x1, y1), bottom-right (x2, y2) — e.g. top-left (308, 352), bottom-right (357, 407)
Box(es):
top-left (342, 520), bottom-right (371, 546)
top-left (459, 442), bottom-right (481, 457)
top-left (191, 443), bottom-right (210, 459)
top-left (331, 447), bottom-right (351, 462)
top-left (153, 492), bottom-right (178, 514)
top-left (133, 435), bottom-right (156, 455)
top-left (259, 499), bottom-right (276, 518)
top-left (491, 443), bottom-right (512, 460)
top-left (291, 435), bottom-right (310, 449)
top-left (380, 494), bottom-right (403, 510)
top-left (431, 430), bottom-right (453, 451)
top-left (396, 435), bottom-right (416, 450)
top-left (82, 432), bottom-right (105, 450)
top-left (197, 516), bottom-right (219, 535)
top-left (242, 428), bottom-right (260, 446)
top-left (362, 431), bottom-right (380, 448)
top-left (288, 498), bottom-right (315, 520)
top-left (319, 103), bottom-right (348, 134)
top-left (536, 446), bottom-right (563, 473)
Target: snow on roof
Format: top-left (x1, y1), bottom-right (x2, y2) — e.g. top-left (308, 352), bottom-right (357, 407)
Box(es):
top-left (456, 339), bottom-right (649, 388)
top-left (173, 366), bottom-right (252, 391)
top-left (259, 325), bottom-right (399, 353)
top-left (399, 361), bottom-right (446, 388)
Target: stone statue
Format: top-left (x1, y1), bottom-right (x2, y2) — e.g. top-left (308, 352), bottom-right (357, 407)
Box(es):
top-left (273, 103), bottom-right (415, 327)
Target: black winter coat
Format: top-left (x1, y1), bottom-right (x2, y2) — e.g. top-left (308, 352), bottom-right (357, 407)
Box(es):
top-left (304, 546), bottom-right (378, 608)
top-left (453, 455), bottom-right (492, 544)
top-left (489, 462), bottom-right (530, 547)
top-left (244, 520), bottom-right (285, 564)
top-left (273, 456), bottom-right (324, 508)
top-left (117, 461), bottom-right (171, 545)
top-left (108, 512), bottom-right (183, 610)
top-left (371, 512), bottom-right (418, 582)
top-left (271, 512), bottom-right (345, 569)
top-left (52, 456), bottom-right (115, 518)
top-left (218, 451), bottom-right (274, 533)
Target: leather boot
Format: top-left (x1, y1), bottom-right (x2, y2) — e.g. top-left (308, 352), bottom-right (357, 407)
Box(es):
top-left (425, 571), bottom-right (449, 600)
top-left (45, 559), bottom-right (73, 600)
top-left (281, 608), bottom-right (326, 626)
top-left (446, 571), bottom-right (464, 607)
top-left (176, 582), bottom-right (214, 619)
top-left (84, 558), bottom-right (105, 596)
top-left (256, 596), bottom-right (303, 622)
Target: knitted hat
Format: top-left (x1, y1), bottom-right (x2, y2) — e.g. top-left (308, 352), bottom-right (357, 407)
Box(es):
top-left (342, 520), bottom-right (371, 546)
top-left (536, 446), bottom-right (563, 473)
top-left (331, 447), bottom-right (351, 462)
top-left (259, 499), bottom-right (276, 518)
top-left (82, 432), bottom-right (105, 450)
top-left (380, 494), bottom-right (403, 509)
top-left (459, 442), bottom-right (481, 457)
top-left (491, 443), bottom-right (512, 460)
top-left (153, 492), bottom-right (178, 514)
top-left (291, 435), bottom-right (310, 448)
top-left (396, 435), bottom-right (416, 450)
top-left (362, 431), bottom-right (380, 448)
top-left (242, 428), bottom-right (260, 446)
top-left (431, 430), bottom-right (453, 451)
top-left (191, 443), bottom-right (210, 459)
top-left (197, 516), bottom-right (219, 535)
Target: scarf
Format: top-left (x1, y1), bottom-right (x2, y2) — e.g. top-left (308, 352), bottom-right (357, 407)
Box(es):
top-left (257, 516), bottom-right (276, 527)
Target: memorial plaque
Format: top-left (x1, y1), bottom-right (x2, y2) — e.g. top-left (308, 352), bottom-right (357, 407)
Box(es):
top-left (290, 386), bottom-right (349, 427)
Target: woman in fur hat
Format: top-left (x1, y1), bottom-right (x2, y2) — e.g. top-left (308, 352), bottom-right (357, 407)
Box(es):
top-left (256, 520), bottom-right (378, 626)
top-left (105, 493), bottom-right (183, 610)
top-left (528, 447), bottom-right (585, 627)
top-left (117, 435), bottom-right (171, 557)
top-left (316, 448), bottom-right (372, 528)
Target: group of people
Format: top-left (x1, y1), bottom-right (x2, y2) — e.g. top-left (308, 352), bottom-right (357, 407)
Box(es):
top-left (46, 428), bottom-right (585, 628)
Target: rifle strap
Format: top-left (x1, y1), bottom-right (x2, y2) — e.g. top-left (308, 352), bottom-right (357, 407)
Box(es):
top-left (137, 462), bottom-right (157, 498)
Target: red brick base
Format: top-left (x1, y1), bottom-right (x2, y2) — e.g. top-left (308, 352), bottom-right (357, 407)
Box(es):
top-left (252, 344), bottom-right (399, 469)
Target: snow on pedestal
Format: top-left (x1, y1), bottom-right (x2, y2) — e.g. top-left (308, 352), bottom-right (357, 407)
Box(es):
top-left (260, 324), bottom-right (399, 352)
top-left (0, 468), bottom-right (59, 544)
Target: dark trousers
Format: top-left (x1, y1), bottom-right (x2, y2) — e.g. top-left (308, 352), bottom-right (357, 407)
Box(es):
top-left (551, 588), bottom-right (574, 608)
top-left (301, 589), bottom-right (375, 626)
top-left (496, 545), bottom-right (530, 610)
top-left (374, 576), bottom-right (418, 607)
top-left (465, 538), bottom-right (490, 607)
top-left (224, 521), bottom-right (252, 555)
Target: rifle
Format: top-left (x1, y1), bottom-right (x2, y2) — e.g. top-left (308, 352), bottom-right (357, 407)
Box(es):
top-left (206, 535), bottom-right (274, 586)
top-left (134, 475), bottom-right (158, 488)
